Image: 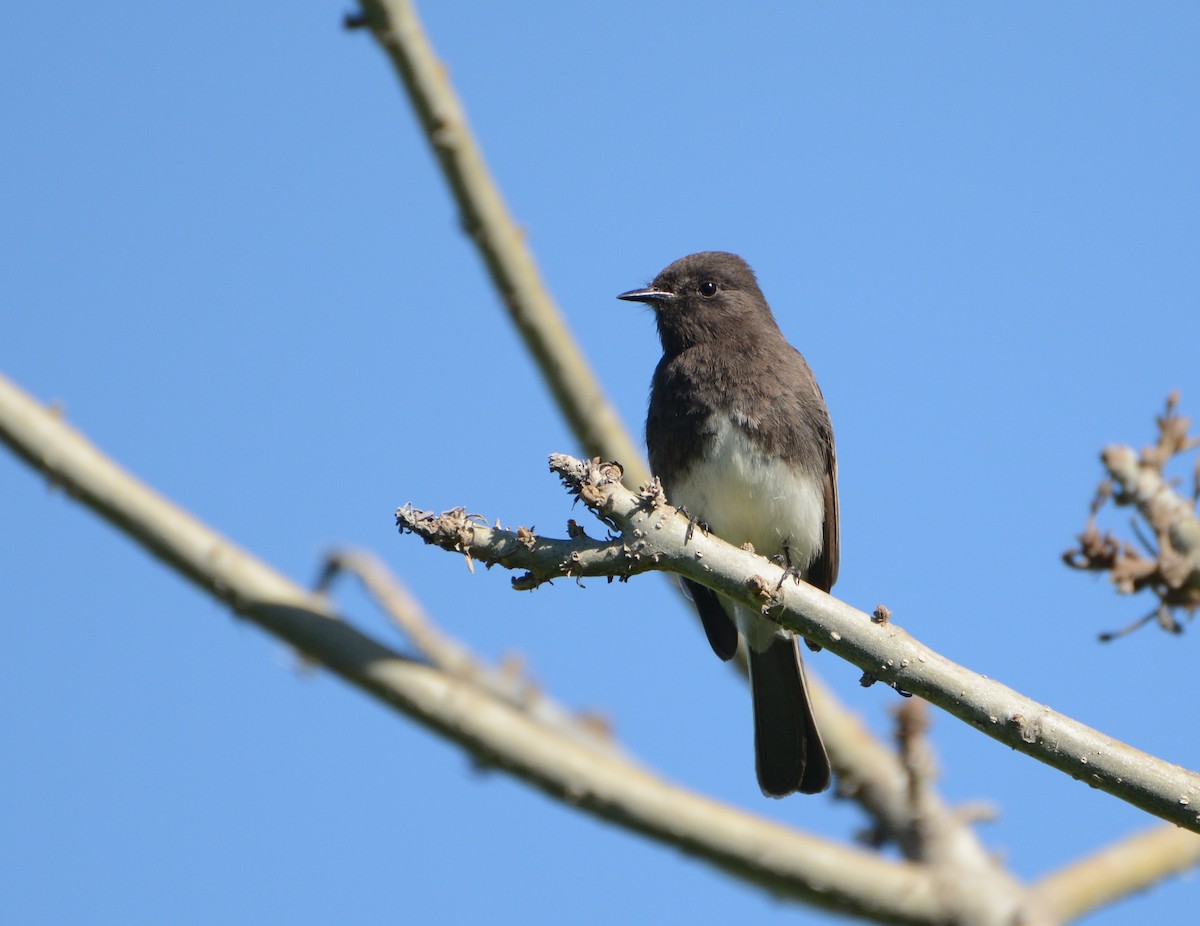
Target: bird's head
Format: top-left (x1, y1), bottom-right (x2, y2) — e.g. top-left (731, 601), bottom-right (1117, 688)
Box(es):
top-left (618, 251), bottom-right (776, 354)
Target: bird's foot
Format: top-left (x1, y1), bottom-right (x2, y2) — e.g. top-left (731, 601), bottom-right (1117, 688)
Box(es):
top-left (772, 556), bottom-right (824, 652)
top-left (680, 509), bottom-right (709, 545)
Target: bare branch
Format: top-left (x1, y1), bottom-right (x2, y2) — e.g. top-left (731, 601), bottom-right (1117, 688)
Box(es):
top-left (350, 0), bottom-right (646, 484)
top-left (317, 549), bottom-right (619, 753)
top-left (398, 453), bottom-right (1200, 834)
top-left (0, 372), bottom-right (970, 924)
top-left (1032, 825), bottom-right (1200, 923)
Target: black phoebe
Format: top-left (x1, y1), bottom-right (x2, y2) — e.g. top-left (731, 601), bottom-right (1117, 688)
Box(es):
top-left (620, 251), bottom-right (836, 797)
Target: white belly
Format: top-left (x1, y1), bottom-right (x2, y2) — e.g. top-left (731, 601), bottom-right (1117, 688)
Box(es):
top-left (669, 416), bottom-right (824, 651)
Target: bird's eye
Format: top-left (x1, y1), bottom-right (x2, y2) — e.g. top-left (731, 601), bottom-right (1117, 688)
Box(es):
top-left (698, 281), bottom-right (718, 297)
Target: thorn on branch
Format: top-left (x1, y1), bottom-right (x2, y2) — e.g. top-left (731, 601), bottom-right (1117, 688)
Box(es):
top-left (861, 670), bottom-right (913, 697)
top-left (746, 574), bottom-right (779, 610)
top-left (512, 572), bottom-right (549, 592)
top-left (549, 454), bottom-right (625, 529)
top-left (635, 476), bottom-right (668, 511)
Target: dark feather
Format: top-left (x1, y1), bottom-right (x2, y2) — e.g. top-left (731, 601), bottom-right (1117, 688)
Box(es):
top-left (750, 639), bottom-right (831, 796)
top-left (682, 578), bottom-right (738, 661)
top-left (806, 454), bottom-right (840, 594)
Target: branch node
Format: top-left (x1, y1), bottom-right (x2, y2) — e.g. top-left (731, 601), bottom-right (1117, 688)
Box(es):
top-left (745, 574), bottom-right (779, 609)
top-left (1008, 712), bottom-right (1042, 744)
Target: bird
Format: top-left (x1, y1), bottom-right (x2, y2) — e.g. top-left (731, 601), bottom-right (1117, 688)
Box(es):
top-left (619, 251), bottom-right (836, 796)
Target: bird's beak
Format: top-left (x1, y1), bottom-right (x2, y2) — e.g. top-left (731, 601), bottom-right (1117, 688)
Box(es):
top-left (617, 287), bottom-right (675, 305)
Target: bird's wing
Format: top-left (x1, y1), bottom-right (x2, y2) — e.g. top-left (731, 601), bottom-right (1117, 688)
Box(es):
top-left (682, 578), bottom-right (739, 661)
top-left (808, 443), bottom-right (839, 593)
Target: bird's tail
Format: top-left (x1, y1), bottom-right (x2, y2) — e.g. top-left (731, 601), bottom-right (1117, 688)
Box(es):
top-left (748, 638), bottom-right (831, 796)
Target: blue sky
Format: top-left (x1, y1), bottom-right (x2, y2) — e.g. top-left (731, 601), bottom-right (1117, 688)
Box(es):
top-left (3, 3), bottom-right (1198, 924)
